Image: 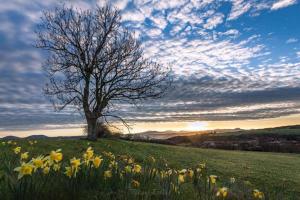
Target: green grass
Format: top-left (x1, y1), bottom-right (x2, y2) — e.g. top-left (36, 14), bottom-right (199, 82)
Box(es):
top-left (1, 138), bottom-right (300, 199)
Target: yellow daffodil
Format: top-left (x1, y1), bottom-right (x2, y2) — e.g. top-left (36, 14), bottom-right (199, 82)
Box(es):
top-left (187, 169), bottom-right (194, 178)
top-left (253, 189), bottom-right (264, 199)
top-left (70, 157), bottom-right (81, 170)
top-left (34, 140), bottom-right (37, 144)
top-left (209, 175), bottom-right (217, 184)
top-left (167, 169), bottom-right (173, 175)
top-left (127, 158), bottom-right (134, 164)
top-left (14, 163), bottom-right (34, 179)
top-left (103, 151), bottom-right (115, 160)
top-left (216, 187), bottom-right (228, 198)
top-left (13, 142), bottom-right (17, 145)
top-left (13, 147), bottom-right (21, 154)
top-left (104, 170), bottom-right (112, 179)
top-left (92, 156), bottom-right (102, 168)
top-left (83, 147), bottom-right (94, 165)
top-left (85, 147), bottom-right (94, 159)
top-left (43, 166), bottom-right (50, 175)
top-left (160, 171), bottom-right (167, 179)
top-left (29, 141), bottom-right (34, 145)
top-left (7, 140), bottom-right (12, 144)
top-left (65, 167), bottom-right (73, 178)
top-left (178, 174), bottom-right (185, 184)
top-left (20, 152), bottom-right (29, 160)
top-left (65, 158), bottom-right (81, 178)
top-left (151, 168), bottom-right (157, 175)
top-left (2, 141), bottom-right (5, 145)
top-left (53, 163), bottom-right (61, 172)
top-left (50, 149), bottom-right (63, 163)
top-left (83, 154), bottom-right (89, 166)
top-left (43, 158), bottom-right (51, 167)
top-left (131, 180), bottom-right (140, 188)
top-left (32, 156), bottom-right (44, 169)
top-left (133, 164), bottom-right (141, 173)
top-left (179, 169), bottom-right (187, 174)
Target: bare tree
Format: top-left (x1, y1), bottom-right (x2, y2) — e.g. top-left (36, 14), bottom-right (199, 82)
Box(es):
top-left (36, 5), bottom-right (171, 140)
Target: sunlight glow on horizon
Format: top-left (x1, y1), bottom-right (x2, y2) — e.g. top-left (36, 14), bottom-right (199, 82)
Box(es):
top-left (186, 121), bottom-right (208, 131)
top-left (1, 113), bottom-right (300, 138)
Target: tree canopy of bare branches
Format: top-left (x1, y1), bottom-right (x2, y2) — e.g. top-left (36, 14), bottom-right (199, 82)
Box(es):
top-left (36, 5), bottom-right (172, 140)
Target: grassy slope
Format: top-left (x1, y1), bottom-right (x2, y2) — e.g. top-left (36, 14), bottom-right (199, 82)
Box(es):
top-left (3, 138), bottom-right (300, 198)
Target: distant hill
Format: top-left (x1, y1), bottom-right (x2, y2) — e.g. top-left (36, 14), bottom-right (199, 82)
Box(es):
top-left (121, 125), bottom-right (300, 153)
top-left (2, 136), bottom-right (20, 140)
top-left (123, 128), bottom-right (243, 140)
top-left (164, 125), bottom-right (300, 153)
top-left (2, 135), bottom-right (85, 140)
top-left (26, 135), bottom-right (49, 139)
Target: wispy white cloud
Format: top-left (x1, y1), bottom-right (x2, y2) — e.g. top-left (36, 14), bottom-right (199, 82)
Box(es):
top-left (228, 0), bottom-right (252, 20)
top-left (218, 29), bottom-right (240, 38)
top-left (203, 13), bottom-right (224, 29)
top-left (147, 27), bottom-right (163, 38)
top-left (271, 0), bottom-right (297, 10)
top-left (149, 14), bottom-right (168, 30)
top-left (122, 9), bottom-right (145, 22)
top-left (112, 0), bottom-right (128, 10)
top-left (286, 38), bottom-right (298, 43)
top-left (142, 35), bottom-right (265, 79)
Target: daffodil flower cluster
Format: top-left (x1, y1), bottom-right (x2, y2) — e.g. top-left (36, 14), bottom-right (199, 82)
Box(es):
top-left (4, 143), bottom-right (268, 199)
top-left (253, 189), bottom-right (264, 199)
top-left (14, 149), bottom-right (63, 179)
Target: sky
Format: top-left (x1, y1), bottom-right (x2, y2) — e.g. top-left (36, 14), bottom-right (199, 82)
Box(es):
top-left (1, 0), bottom-right (300, 136)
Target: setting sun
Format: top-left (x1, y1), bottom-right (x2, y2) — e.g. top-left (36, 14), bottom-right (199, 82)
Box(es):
top-left (186, 121), bottom-right (208, 131)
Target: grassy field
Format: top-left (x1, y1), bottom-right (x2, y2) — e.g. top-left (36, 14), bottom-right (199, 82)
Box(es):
top-left (1, 138), bottom-right (300, 199)
top-left (163, 125), bottom-right (300, 153)
top-left (211, 126), bottom-right (300, 137)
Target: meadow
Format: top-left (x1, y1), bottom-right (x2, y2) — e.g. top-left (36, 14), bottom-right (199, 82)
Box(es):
top-left (0, 138), bottom-right (299, 199)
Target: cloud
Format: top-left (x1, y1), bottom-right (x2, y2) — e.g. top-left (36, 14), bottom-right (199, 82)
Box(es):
top-left (228, 0), bottom-right (252, 20)
top-left (286, 38), bottom-right (298, 43)
top-left (112, 0), bottom-right (128, 10)
top-left (1, 0), bottom-right (300, 131)
top-left (122, 9), bottom-right (145, 22)
top-left (147, 27), bottom-right (163, 38)
top-left (142, 34), bottom-right (265, 78)
top-left (154, 1), bottom-right (187, 10)
top-left (149, 14), bottom-right (168, 30)
top-left (271, 0), bottom-right (297, 10)
top-left (122, 85), bottom-right (300, 122)
top-left (218, 29), bottom-right (240, 38)
top-left (203, 13), bottom-right (224, 29)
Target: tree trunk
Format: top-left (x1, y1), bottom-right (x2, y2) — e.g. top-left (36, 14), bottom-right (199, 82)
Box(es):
top-left (87, 117), bottom-right (98, 141)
